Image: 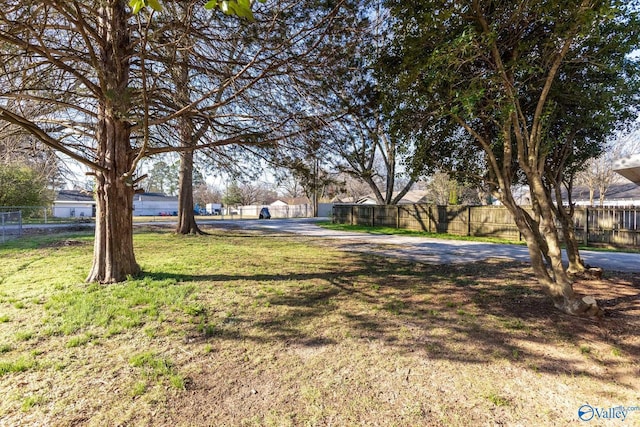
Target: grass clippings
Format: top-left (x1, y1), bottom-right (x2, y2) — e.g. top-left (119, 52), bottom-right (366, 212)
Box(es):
top-left (0, 227), bottom-right (638, 426)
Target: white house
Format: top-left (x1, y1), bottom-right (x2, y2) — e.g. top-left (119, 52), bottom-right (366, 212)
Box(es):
top-left (52, 190), bottom-right (95, 218)
top-left (52, 191), bottom-right (181, 217)
top-left (133, 192), bottom-right (179, 216)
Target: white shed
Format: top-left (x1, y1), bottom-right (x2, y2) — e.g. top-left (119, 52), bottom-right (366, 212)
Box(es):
top-left (133, 192), bottom-right (179, 216)
top-left (52, 190), bottom-right (95, 218)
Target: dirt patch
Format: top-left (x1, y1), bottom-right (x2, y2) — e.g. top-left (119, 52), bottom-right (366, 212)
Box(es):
top-left (38, 239), bottom-right (88, 249)
top-left (154, 260), bottom-right (640, 426)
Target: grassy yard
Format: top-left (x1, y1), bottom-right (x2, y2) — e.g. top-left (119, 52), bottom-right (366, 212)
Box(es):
top-left (0, 227), bottom-right (638, 426)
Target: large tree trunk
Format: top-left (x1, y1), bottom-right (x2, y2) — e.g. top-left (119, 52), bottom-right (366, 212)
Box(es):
top-left (88, 154), bottom-right (139, 283)
top-left (87, 105), bottom-right (139, 282)
top-left (86, 0), bottom-right (139, 283)
top-left (176, 149), bottom-right (204, 234)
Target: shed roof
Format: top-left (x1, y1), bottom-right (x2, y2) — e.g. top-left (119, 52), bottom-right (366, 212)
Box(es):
top-left (55, 190), bottom-right (94, 202)
top-left (134, 192), bottom-right (178, 202)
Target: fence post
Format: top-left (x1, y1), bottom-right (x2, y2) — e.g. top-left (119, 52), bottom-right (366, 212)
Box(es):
top-left (467, 206), bottom-right (472, 236)
top-left (584, 207), bottom-right (589, 246)
top-left (397, 205), bottom-right (401, 229)
top-left (371, 206), bottom-right (375, 227)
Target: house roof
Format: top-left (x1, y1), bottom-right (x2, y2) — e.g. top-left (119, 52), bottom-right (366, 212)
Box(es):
top-left (571, 182), bottom-right (640, 204)
top-left (356, 196), bottom-right (378, 205)
top-left (134, 192), bottom-right (178, 202)
top-left (613, 153), bottom-right (640, 185)
top-left (55, 190), bottom-right (94, 202)
top-left (56, 190), bottom-right (181, 204)
top-left (271, 197), bottom-right (310, 205)
top-left (331, 195), bottom-right (357, 204)
top-left (397, 190), bottom-right (429, 204)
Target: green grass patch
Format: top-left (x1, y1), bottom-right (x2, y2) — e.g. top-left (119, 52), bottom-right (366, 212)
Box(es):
top-left (502, 319), bottom-right (528, 331)
top-left (21, 394), bottom-right (45, 412)
top-left (485, 392), bottom-right (511, 407)
top-left (580, 345), bottom-right (592, 355)
top-left (0, 357), bottom-right (35, 377)
top-left (129, 351), bottom-right (185, 391)
top-left (65, 333), bottom-right (95, 348)
top-left (131, 381), bottom-right (147, 397)
top-left (14, 331), bottom-right (34, 342)
top-left (43, 276), bottom-right (197, 337)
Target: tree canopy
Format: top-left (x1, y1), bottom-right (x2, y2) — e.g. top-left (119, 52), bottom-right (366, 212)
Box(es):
top-left (381, 0), bottom-right (640, 316)
top-left (2, 0), bottom-right (639, 318)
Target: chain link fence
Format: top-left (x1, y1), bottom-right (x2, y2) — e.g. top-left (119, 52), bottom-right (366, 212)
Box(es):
top-left (0, 206), bottom-right (51, 222)
top-left (1, 211), bottom-right (22, 243)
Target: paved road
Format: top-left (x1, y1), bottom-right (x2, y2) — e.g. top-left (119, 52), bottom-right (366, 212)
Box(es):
top-left (203, 217), bottom-right (640, 273)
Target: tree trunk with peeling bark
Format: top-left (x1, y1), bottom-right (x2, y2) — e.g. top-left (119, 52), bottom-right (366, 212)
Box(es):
top-left (517, 171), bottom-right (598, 315)
top-left (555, 202), bottom-right (586, 274)
top-left (86, 0), bottom-right (139, 283)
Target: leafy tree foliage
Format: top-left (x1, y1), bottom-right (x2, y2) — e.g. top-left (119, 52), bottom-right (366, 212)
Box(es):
top-left (0, 164), bottom-right (52, 209)
top-left (143, 160), bottom-right (179, 195)
top-left (382, 0), bottom-right (640, 316)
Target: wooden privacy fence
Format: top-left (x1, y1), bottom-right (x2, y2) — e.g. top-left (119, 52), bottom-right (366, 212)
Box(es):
top-left (332, 204), bottom-right (640, 248)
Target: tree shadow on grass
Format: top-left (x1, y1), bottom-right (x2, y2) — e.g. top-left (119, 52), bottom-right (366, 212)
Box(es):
top-left (143, 253), bottom-right (639, 389)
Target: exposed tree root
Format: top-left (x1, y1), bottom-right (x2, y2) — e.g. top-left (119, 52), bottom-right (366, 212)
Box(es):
top-left (554, 294), bottom-right (604, 318)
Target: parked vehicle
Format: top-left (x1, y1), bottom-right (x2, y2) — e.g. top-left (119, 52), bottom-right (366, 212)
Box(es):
top-left (206, 203), bottom-right (222, 215)
top-left (259, 207), bottom-right (271, 219)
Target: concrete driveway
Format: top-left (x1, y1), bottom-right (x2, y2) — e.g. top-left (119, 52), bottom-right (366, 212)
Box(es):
top-left (210, 217), bottom-right (640, 274)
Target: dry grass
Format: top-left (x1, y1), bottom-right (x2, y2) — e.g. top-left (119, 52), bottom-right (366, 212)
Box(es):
top-left (0, 226), bottom-right (639, 426)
